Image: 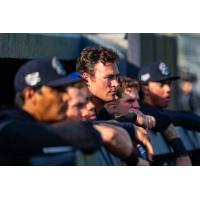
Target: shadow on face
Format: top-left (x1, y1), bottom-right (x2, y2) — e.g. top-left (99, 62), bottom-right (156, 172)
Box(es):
top-left (23, 85), bottom-right (67, 123)
top-left (146, 81), bottom-right (172, 108)
top-left (86, 62), bottom-right (120, 102)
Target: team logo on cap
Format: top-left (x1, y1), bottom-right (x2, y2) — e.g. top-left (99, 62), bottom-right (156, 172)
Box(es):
top-left (52, 57), bottom-right (66, 76)
top-left (25, 72), bottom-right (41, 86)
top-left (141, 73), bottom-right (151, 82)
top-left (159, 62), bottom-right (169, 76)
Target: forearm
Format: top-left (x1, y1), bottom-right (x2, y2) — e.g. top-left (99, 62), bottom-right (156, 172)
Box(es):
top-left (163, 124), bottom-right (191, 165)
top-left (93, 123), bottom-right (133, 159)
top-left (50, 121), bottom-right (103, 153)
top-left (163, 110), bottom-right (200, 132)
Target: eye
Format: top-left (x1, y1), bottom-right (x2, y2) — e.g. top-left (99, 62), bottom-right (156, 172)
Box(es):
top-left (116, 74), bottom-right (120, 81)
top-left (105, 74), bottom-right (120, 80)
top-left (126, 99), bottom-right (135, 104)
top-left (54, 87), bottom-right (66, 92)
top-left (105, 75), bottom-right (113, 80)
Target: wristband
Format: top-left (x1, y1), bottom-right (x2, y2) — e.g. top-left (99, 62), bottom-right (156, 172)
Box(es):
top-left (169, 138), bottom-right (188, 157)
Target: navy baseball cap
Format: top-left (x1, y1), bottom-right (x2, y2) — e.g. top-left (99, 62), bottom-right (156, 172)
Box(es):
top-left (67, 72), bottom-right (82, 79)
top-left (14, 57), bottom-right (81, 93)
top-left (137, 61), bottom-right (180, 84)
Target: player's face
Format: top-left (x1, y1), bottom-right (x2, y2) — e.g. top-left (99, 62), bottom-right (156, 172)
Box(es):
top-left (147, 80), bottom-right (172, 108)
top-left (63, 87), bottom-right (86, 122)
top-left (80, 86), bottom-right (96, 121)
top-left (106, 88), bottom-right (140, 116)
top-left (87, 62), bottom-right (120, 102)
top-left (32, 86), bottom-right (67, 122)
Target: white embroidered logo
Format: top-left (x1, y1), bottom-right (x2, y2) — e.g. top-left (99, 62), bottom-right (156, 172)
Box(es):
top-left (159, 62), bottom-right (169, 76)
top-left (141, 73), bottom-right (151, 82)
top-left (52, 57), bottom-right (66, 75)
top-left (25, 72), bottom-right (41, 86)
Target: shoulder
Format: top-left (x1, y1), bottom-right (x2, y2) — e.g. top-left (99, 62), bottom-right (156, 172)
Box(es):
top-left (0, 106), bottom-right (35, 122)
top-left (96, 107), bottom-right (114, 120)
top-left (140, 102), bottom-right (168, 119)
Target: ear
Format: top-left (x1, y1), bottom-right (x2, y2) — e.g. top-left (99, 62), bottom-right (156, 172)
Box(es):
top-left (23, 88), bottom-right (36, 102)
top-left (82, 72), bottom-right (89, 81)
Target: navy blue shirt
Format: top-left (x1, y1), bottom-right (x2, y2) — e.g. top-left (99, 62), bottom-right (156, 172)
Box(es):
top-left (0, 106), bottom-right (102, 165)
top-left (140, 102), bottom-right (171, 132)
top-left (96, 107), bottom-right (136, 140)
top-left (161, 109), bottom-right (200, 132)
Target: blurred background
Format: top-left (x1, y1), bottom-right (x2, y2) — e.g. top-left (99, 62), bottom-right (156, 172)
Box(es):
top-left (1, 33), bottom-right (200, 110)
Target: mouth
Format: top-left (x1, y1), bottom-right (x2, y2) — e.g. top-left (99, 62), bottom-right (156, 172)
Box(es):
top-left (90, 114), bottom-right (96, 120)
top-left (110, 90), bottom-right (117, 94)
top-left (164, 96), bottom-right (171, 102)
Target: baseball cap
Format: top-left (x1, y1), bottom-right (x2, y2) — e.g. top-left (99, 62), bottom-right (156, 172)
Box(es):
top-left (67, 72), bottom-right (82, 79)
top-left (14, 57), bottom-right (81, 93)
top-left (137, 61), bottom-right (180, 84)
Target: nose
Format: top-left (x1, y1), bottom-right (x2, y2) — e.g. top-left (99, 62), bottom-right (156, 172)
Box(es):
top-left (164, 83), bottom-right (171, 94)
top-left (111, 77), bottom-right (119, 88)
top-left (87, 101), bottom-right (95, 111)
top-left (133, 101), bottom-right (140, 109)
top-left (130, 100), bottom-right (140, 110)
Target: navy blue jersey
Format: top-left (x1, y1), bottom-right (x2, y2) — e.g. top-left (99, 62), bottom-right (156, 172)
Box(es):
top-left (96, 107), bottom-right (136, 140)
top-left (0, 106), bottom-right (102, 165)
top-left (140, 102), bottom-right (171, 132)
top-left (161, 109), bottom-right (200, 132)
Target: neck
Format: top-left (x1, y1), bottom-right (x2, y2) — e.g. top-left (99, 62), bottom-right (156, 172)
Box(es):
top-left (91, 95), bottom-right (106, 114)
top-left (143, 96), bottom-right (155, 107)
top-left (22, 104), bottom-right (41, 122)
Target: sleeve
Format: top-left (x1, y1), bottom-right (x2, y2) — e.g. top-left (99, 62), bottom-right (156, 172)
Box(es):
top-left (49, 121), bottom-right (103, 153)
top-left (96, 107), bottom-right (114, 120)
top-left (115, 113), bottom-right (137, 124)
top-left (162, 109), bottom-right (200, 132)
top-left (93, 121), bottom-right (135, 141)
top-left (119, 122), bottom-right (136, 140)
top-left (140, 107), bottom-right (171, 132)
top-left (0, 121), bottom-right (102, 155)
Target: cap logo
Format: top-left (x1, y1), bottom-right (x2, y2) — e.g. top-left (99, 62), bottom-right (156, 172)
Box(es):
top-left (52, 57), bottom-right (66, 76)
top-left (159, 62), bottom-right (169, 76)
top-left (25, 72), bottom-right (41, 86)
top-left (141, 73), bottom-right (150, 82)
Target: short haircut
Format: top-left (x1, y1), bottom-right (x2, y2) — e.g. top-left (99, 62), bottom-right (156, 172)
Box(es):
top-left (15, 92), bottom-right (25, 108)
top-left (76, 47), bottom-right (119, 77)
top-left (117, 76), bottom-right (139, 98)
top-left (14, 87), bottom-right (43, 108)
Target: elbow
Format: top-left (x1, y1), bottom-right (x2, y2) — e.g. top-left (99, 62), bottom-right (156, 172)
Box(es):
top-left (103, 128), bottom-right (117, 145)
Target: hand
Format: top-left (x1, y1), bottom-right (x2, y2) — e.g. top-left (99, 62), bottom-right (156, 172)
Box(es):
top-left (132, 109), bottom-right (156, 129)
top-left (134, 126), bottom-right (154, 161)
top-left (144, 115), bottom-right (156, 129)
top-left (93, 124), bottom-right (133, 159)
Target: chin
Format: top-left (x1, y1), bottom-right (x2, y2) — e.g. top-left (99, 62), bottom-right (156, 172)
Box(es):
top-left (106, 98), bottom-right (114, 103)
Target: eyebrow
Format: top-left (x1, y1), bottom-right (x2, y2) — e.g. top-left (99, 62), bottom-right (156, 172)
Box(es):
top-left (105, 73), bottom-right (120, 78)
top-left (126, 99), bottom-right (135, 102)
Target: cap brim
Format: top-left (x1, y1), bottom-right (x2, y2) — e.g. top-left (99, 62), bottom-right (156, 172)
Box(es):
top-left (154, 75), bottom-right (180, 82)
top-left (46, 77), bottom-right (82, 88)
